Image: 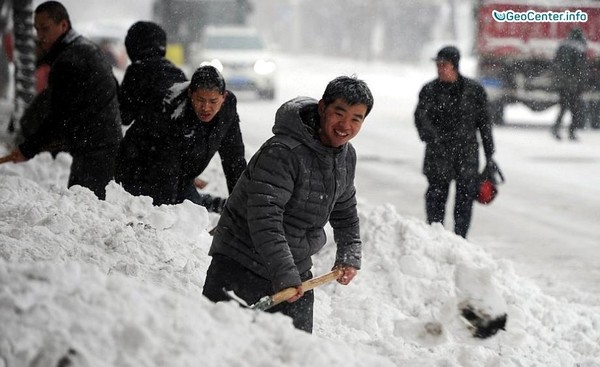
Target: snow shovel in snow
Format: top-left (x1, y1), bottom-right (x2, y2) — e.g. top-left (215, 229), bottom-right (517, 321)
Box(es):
top-left (235, 269), bottom-right (344, 311)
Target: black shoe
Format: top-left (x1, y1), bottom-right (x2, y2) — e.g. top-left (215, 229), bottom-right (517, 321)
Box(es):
top-left (551, 126), bottom-right (561, 140)
top-left (568, 133), bottom-right (578, 141)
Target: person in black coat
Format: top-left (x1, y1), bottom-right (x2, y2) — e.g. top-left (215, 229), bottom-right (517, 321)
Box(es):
top-left (551, 27), bottom-right (588, 141)
top-left (115, 66), bottom-right (247, 212)
top-left (119, 21), bottom-right (187, 127)
top-left (3, 1), bottom-right (122, 200)
top-left (414, 46), bottom-right (496, 238)
top-left (203, 76), bottom-right (374, 333)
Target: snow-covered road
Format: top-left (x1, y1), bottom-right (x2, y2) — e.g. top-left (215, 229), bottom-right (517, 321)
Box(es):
top-left (235, 54), bottom-right (600, 300)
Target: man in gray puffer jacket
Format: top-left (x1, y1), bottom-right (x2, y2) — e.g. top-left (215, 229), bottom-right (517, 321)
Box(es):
top-left (203, 76), bottom-right (374, 333)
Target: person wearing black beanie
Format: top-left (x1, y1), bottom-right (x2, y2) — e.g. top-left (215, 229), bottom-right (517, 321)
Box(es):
top-left (119, 21), bottom-right (187, 126)
top-left (432, 45), bottom-right (460, 71)
top-left (551, 27), bottom-right (588, 141)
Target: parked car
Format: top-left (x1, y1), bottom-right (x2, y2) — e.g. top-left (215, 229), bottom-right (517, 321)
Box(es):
top-left (191, 26), bottom-right (276, 100)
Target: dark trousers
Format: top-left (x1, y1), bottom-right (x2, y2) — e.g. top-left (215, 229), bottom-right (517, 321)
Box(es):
top-left (69, 145), bottom-right (118, 200)
top-left (554, 91), bottom-right (584, 134)
top-left (203, 254), bottom-right (314, 333)
top-left (425, 175), bottom-right (478, 238)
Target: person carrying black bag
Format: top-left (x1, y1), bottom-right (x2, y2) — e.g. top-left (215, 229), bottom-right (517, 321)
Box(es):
top-left (414, 46), bottom-right (499, 238)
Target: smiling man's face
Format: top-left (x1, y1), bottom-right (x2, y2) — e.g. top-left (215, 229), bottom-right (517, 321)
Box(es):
top-left (318, 98), bottom-right (367, 148)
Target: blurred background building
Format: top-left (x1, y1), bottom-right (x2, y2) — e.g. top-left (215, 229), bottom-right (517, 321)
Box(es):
top-left (250, 0), bottom-right (467, 62)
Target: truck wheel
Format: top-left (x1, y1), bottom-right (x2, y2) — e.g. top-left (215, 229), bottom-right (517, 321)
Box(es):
top-left (488, 101), bottom-right (505, 125)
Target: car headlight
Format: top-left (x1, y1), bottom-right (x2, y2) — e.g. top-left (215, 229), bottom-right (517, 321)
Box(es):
top-left (200, 59), bottom-right (224, 72)
top-left (254, 59), bottom-right (276, 75)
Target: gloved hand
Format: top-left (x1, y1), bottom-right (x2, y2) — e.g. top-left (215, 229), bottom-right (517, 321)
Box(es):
top-left (208, 197), bottom-right (227, 214)
top-left (485, 159), bottom-right (504, 184)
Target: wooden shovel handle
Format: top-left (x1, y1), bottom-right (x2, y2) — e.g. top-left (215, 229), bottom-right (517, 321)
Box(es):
top-left (0, 155), bottom-right (13, 164)
top-left (270, 268), bottom-right (344, 306)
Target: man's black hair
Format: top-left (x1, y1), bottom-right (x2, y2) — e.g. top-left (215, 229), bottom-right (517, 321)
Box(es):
top-left (35, 1), bottom-right (71, 29)
top-left (190, 65), bottom-right (226, 94)
top-left (322, 75), bottom-right (374, 117)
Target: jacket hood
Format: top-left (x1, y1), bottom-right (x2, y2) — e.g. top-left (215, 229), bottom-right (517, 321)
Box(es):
top-left (272, 96), bottom-right (345, 154)
top-left (125, 21), bottom-right (166, 61)
top-left (163, 81), bottom-right (191, 119)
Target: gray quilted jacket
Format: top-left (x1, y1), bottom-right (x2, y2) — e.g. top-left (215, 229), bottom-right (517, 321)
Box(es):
top-left (209, 96), bottom-right (362, 292)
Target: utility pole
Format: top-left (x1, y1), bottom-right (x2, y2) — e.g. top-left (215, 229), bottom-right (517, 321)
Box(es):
top-left (9, 0), bottom-right (36, 143)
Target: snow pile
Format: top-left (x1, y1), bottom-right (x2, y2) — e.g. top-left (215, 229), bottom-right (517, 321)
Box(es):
top-left (0, 173), bottom-right (599, 366)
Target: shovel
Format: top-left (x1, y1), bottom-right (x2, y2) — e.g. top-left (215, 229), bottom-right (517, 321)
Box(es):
top-left (248, 269), bottom-right (344, 311)
top-left (0, 155), bottom-right (13, 164)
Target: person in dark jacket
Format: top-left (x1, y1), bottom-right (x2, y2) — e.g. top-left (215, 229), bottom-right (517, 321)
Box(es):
top-left (2, 1), bottom-right (122, 200)
top-left (414, 46), bottom-right (496, 238)
top-left (118, 21), bottom-right (187, 127)
top-left (551, 27), bottom-right (588, 141)
top-left (115, 65), bottom-right (246, 212)
top-left (203, 76), bottom-right (374, 333)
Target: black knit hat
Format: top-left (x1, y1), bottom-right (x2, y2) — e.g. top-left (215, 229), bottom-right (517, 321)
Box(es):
top-left (433, 46), bottom-right (460, 70)
top-left (568, 27), bottom-right (585, 42)
top-left (125, 21), bottom-right (167, 61)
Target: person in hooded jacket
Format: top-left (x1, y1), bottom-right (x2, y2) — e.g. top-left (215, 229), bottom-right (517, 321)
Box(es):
top-left (551, 27), bottom-right (588, 141)
top-left (115, 65), bottom-right (246, 212)
top-left (2, 1), bottom-right (122, 200)
top-left (414, 46), bottom-right (496, 239)
top-left (118, 21), bottom-right (187, 127)
top-left (202, 76), bottom-right (374, 333)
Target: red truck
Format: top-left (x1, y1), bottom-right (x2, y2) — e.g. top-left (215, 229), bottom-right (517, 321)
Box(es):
top-left (475, 0), bottom-right (600, 125)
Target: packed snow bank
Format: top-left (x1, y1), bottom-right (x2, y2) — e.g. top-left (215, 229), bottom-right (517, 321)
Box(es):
top-left (0, 174), bottom-right (599, 366)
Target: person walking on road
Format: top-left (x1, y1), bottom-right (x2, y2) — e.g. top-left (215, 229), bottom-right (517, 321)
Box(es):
top-left (203, 76), bottom-right (374, 333)
top-left (551, 27), bottom-right (588, 141)
top-left (414, 46), bottom-right (497, 238)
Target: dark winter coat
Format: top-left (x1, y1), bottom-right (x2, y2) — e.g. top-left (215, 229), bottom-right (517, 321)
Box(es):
top-left (553, 36), bottom-right (588, 95)
top-left (115, 83), bottom-right (246, 205)
top-left (209, 97), bottom-right (362, 293)
top-left (19, 29), bottom-right (122, 158)
top-left (118, 57), bottom-right (187, 126)
top-left (20, 88), bottom-right (50, 141)
top-left (119, 21), bottom-right (187, 126)
top-left (414, 75), bottom-right (494, 181)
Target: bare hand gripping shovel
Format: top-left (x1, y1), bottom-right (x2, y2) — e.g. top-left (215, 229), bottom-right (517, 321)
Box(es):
top-left (248, 269), bottom-right (344, 311)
